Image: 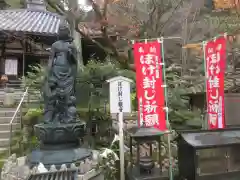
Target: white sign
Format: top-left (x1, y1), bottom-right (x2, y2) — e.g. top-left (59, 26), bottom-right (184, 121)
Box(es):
top-left (107, 76), bottom-right (133, 113)
top-left (5, 59), bottom-right (18, 75)
top-left (107, 76), bottom-right (133, 180)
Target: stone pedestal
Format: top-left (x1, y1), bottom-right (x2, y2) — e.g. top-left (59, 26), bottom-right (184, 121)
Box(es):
top-left (1, 153), bottom-right (104, 180)
top-left (34, 121), bottom-right (86, 145)
top-left (28, 147), bottom-right (92, 169)
top-left (27, 121), bottom-right (92, 169)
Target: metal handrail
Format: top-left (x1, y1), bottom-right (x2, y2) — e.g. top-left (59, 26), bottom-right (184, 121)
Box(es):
top-left (9, 87), bottom-right (29, 156)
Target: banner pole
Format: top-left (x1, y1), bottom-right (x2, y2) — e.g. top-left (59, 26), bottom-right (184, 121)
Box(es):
top-left (202, 41), bottom-right (208, 130)
top-left (129, 36), bottom-right (182, 42)
top-left (183, 33), bottom-right (227, 49)
top-left (159, 37), bottom-right (173, 180)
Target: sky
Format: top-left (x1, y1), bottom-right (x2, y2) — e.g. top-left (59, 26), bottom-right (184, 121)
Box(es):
top-left (78, 0), bottom-right (92, 11)
top-left (78, 0), bottom-right (87, 5)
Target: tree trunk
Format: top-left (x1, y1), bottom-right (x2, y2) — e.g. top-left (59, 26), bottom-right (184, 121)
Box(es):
top-left (73, 29), bottom-right (84, 69)
top-left (68, 0), bottom-right (84, 70)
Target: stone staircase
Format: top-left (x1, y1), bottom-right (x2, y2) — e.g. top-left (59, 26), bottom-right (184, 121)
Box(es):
top-left (0, 108), bottom-right (21, 155)
top-left (0, 87), bottom-right (23, 157)
top-left (0, 86), bottom-right (40, 160)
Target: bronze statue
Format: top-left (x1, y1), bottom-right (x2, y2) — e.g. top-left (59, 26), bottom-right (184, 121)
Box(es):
top-left (42, 25), bottom-right (78, 124)
top-left (28, 24), bottom-right (91, 169)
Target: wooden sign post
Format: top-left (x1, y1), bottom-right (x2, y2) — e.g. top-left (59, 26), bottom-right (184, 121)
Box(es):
top-left (107, 76), bottom-right (133, 180)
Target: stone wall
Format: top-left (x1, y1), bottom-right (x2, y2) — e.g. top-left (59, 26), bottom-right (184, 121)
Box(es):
top-left (1, 152), bottom-right (104, 180)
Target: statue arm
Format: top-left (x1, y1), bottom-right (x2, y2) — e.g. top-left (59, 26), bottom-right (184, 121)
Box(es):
top-left (42, 46), bottom-right (55, 97)
top-left (68, 45), bottom-right (78, 92)
top-left (68, 43), bottom-right (78, 65)
top-left (48, 47), bottom-right (55, 70)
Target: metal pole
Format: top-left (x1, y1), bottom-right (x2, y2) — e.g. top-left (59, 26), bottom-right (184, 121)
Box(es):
top-left (202, 41), bottom-right (208, 129)
top-left (160, 37), bottom-right (173, 180)
top-left (118, 111), bottom-right (125, 180)
top-left (9, 124), bottom-right (12, 156)
top-left (131, 36), bottom-right (182, 43)
top-left (22, 38), bottom-right (25, 78)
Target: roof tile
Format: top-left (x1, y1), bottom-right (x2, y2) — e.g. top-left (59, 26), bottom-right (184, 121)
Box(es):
top-left (0, 9), bottom-right (62, 35)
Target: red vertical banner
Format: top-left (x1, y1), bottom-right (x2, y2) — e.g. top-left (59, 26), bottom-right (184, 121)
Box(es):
top-left (204, 36), bottom-right (226, 129)
top-left (133, 41), bottom-right (167, 131)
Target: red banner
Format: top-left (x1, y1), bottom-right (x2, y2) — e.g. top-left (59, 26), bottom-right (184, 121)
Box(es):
top-left (204, 36), bottom-right (226, 129)
top-left (133, 41), bottom-right (167, 130)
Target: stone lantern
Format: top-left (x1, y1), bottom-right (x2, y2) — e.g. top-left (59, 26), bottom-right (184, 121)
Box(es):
top-left (127, 126), bottom-right (168, 180)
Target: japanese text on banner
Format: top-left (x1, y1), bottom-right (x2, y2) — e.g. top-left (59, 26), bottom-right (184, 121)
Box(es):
top-left (205, 36), bottom-right (226, 129)
top-left (133, 41), bottom-right (167, 130)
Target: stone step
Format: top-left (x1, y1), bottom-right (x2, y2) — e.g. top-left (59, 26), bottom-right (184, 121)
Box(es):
top-left (0, 132), bottom-right (21, 142)
top-left (0, 108), bottom-right (16, 112)
top-left (0, 92), bottom-right (40, 101)
top-left (0, 123), bottom-right (20, 131)
top-left (0, 111), bottom-right (20, 117)
top-left (0, 137), bottom-right (20, 148)
top-left (0, 140), bottom-right (9, 148)
top-left (0, 99), bottom-right (40, 107)
top-left (0, 117), bottom-right (20, 124)
top-left (0, 147), bottom-right (7, 152)
top-left (0, 131), bottom-right (12, 139)
top-left (0, 91), bottom-right (40, 96)
top-left (0, 97), bottom-right (39, 102)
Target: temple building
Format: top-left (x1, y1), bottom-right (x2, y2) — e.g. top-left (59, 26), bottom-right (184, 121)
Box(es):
top-left (0, 0), bottom-right (62, 80)
top-left (0, 0), bottom-right (133, 83)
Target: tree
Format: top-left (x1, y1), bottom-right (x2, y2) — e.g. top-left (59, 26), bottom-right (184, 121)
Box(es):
top-left (183, 2), bottom-right (240, 94)
top-left (5, 0), bottom-right (56, 10)
top-left (44, 0), bottom-right (206, 70)
top-left (0, 0), bottom-right (9, 9)
top-left (41, 0), bottom-right (210, 129)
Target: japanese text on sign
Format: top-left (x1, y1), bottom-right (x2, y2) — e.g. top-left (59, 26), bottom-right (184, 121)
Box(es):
top-left (134, 41), bottom-right (167, 130)
top-left (205, 37), bottom-right (226, 129)
top-left (118, 81), bottom-right (123, 112)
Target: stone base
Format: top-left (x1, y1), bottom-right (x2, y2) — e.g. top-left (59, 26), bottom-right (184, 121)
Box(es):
top-left (34, 121), bottom-right (86, 145)
top-left (2, 153), bottom-right (104, 180)
top-left (27, 147), bottom-right (92, 169)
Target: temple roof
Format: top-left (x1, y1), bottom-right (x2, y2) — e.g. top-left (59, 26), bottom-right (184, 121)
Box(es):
top-left (0, 9), bottom-right (62, 35)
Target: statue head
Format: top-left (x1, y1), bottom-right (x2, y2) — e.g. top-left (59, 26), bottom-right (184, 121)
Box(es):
top-left (58, 24), bottom-right (71, 41)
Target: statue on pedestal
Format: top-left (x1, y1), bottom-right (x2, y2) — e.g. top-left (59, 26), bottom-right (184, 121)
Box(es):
top-left (43, 25), bottom-right (77, 124)
top-left (27, 24), bottom-right (91, 168)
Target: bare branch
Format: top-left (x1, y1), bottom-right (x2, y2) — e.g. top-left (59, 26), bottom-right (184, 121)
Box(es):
top-left (45, 0), bottom-right (66, 15)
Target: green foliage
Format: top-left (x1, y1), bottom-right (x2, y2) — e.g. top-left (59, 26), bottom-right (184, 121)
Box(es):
top-left (77, 107), bottom-right (113, 147)
top-left (21, 64), bottom-right (46, 91)
top-left (0, 129), bottom-right (39, 168)
top-left (204, 12), bottom-right (240, 35)
top-left (131, 92), bottom-right (137, 111)
top-left (10, 130), bottom-right (39, 156)
top-left (96, 152), bottom-right (118, 180)
top-left (165, 66), bottom-right (203, 129)
top-left (22, 60), bottom-right (202, 130)
top-left (93, 111), bottom-right (112, 139)
top-left (22, 135), bottom-right (40, 154)
top-left (5, 0), bottom-right (56, 11)
top-left (78, 59), bottom-right (135, 86)
top-left (6, 0), bottom-right (24, 9)
top-left (0, 108), bottom-right (44, 163)
top-left (23, 108), bottom-right (43, 125)
top-left (77, 60), bottom-right (135, 108)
